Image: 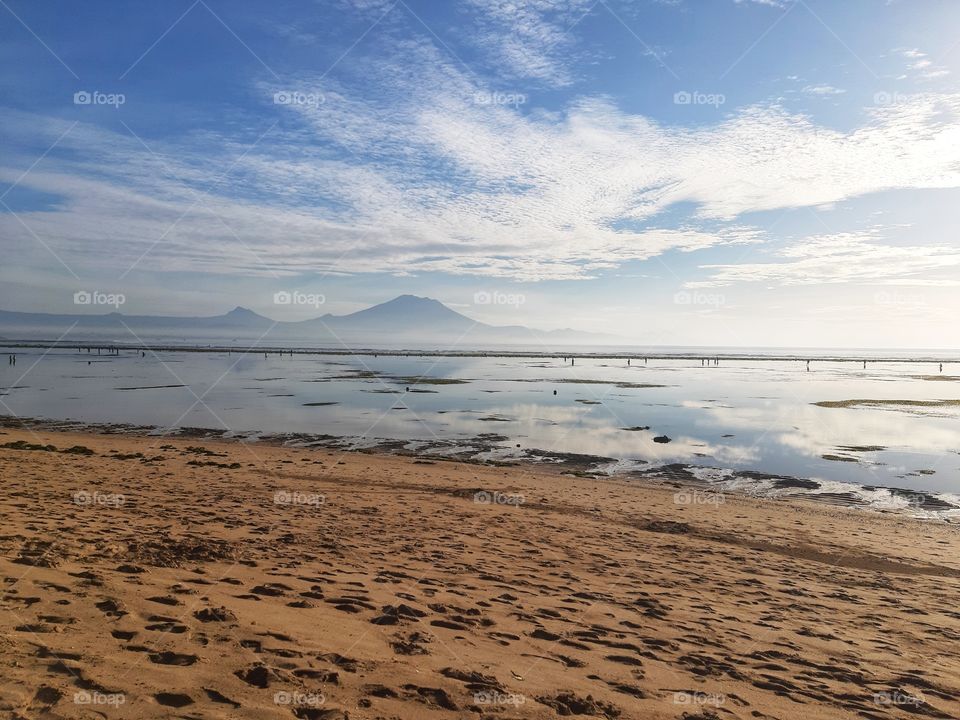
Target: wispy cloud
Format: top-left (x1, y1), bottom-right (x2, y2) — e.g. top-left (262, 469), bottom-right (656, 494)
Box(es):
top-left (462, 0), bottom-right (596, 86)
top-left (3, 34), bottom-right (960, 286)
top-left (899, 47), bottom-right (950, 81)
top-left (733, 0), bottom-right (794, 8)
top-left (802, 84), bottom-right (845, 96)
top-left (691, 230), bottom-right (960, 287)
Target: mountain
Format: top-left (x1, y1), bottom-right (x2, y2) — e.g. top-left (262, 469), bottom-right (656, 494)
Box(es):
top-left (0, 295), bottom-right (618, 347)
top-left (221, 307), bottom-right (274, 327)
top-left (303, 295), bottom-right (483, 337)
top-left (336, 295), bottom-right (471, 330)
top-left (0, 306), bottom-right (275, 332)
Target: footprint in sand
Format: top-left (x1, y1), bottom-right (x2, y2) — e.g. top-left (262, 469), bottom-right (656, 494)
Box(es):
top-left (203, 687), bottom-right (241, 708)
top-left (95, 598), bottom-right (127, 618)
top-left (154, 692), bottom-right (194, 708)
top-left (194, 606), bottom-right (237, 622)
top-left (401, 684), bottom-right (459, 711)
top-left (144, 618), bottom-right (188, 633)
top-left (29, 686), bottom-right (63, 715)
top-left (362, 683), bottom-right (399, 698)
top-left (149, 651), bottom-right (199, 666)
top-left (234, 663), bottom-right (290, 688)
top-left (146, 595), bottom-right (182, 606)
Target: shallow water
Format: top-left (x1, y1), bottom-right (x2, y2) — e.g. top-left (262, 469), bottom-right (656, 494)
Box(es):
top-left (2, 346), bottom-right (959, 513)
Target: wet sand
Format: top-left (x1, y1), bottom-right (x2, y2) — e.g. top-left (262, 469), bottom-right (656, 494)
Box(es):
top-left (1, 427), bottom-right (959, 719)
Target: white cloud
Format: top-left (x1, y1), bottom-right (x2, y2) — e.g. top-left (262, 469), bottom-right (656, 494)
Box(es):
top-left (802, 84), bottom-right (845, 96)
top-left (462, 0), bottom-right (596, 86)
top-left (3, 36), bottom-right (960, 286)
top-left (733, 0), bottom-right (793, 8)
top-left (338, 0), bottom-right (398, 16)
top-left (899, 47), bottom-right (950, 80)
top-left (690, 230), bottom-right (960, 287)
top-left (0, 150), bottom-right (758, 282)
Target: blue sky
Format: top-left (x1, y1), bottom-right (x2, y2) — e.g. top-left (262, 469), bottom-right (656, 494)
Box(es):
top-left (1, 0), bottom-right (959, 347)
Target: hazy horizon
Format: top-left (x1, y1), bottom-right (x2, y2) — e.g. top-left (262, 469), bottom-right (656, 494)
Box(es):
top-left (3, 293), bottom-right (960, 352)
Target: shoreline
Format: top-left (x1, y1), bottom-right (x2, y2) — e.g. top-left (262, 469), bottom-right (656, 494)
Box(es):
top-left (3, 340), bottom-right (959, 364)
top-left (2, 414), bottom-right (958, 522)
top-left (1, 425), bottom-right (959, 718)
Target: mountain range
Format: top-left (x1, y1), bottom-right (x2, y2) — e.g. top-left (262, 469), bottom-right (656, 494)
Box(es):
top-left (0, 295), bottom-right (618, 348)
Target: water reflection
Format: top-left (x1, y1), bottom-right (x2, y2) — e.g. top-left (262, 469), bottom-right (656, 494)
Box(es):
top-left (2, 347), bottom-right (958, 505)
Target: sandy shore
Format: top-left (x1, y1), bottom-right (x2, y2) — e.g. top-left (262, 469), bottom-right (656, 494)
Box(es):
top-left (1, 427), bottom-right (959, 719)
